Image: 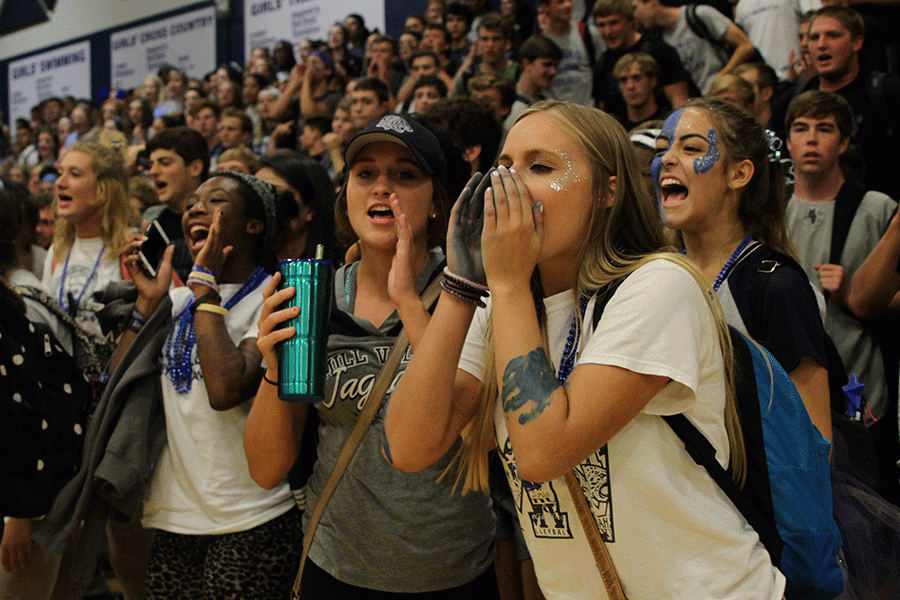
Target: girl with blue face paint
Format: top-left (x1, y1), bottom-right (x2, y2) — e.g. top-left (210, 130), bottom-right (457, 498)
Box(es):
top-left (658, 97), bottom-right (833, 444)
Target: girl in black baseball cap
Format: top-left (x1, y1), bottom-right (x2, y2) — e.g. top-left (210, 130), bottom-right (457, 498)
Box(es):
top-left (247, 114), bottom-right (499, 598)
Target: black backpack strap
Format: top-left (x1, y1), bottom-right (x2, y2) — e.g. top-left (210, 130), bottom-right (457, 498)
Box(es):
top-left (588, 272), bottom-right (783, 565)
top-left (829, 179), bottom-right (868, 266)
top-left (662, 409), bottom-right (783, 566)
top-left (590, 276), bottom-right (630, 330)
top-left (684, 3), bottom-right (763, 63)
top-left (684, 4), bottom-right (716, 44)
top-left (662, 327), bottom-right (783, 565)
top-left (748, 250), bottom-right (781, 338)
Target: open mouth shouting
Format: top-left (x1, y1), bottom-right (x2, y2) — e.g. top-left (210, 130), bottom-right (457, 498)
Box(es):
top-left (187, 223), bottom-right (210, 253)
top-left (367, 203), bottom-right (395, 225)
top-left (659, 177), bottom-right (688, 208)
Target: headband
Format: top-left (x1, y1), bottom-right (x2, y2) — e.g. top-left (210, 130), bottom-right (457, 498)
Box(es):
top-left (215, 171), bottom-right (277, 248)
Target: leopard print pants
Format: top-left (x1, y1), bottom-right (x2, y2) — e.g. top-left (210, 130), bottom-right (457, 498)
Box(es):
top-left (145, 507), bottom-right (303, 599)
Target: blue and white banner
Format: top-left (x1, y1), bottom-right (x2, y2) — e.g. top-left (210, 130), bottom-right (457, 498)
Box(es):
top-left (244, 0), bottom-right (384, 64)
top-left (110, 5), bottom-right (217, 92)
top-left (8, 40), bottom-right (91, 126)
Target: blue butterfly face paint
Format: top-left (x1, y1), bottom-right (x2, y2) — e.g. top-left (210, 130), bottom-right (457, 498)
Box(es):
top-left (693, 129), bottom-right (720, 175)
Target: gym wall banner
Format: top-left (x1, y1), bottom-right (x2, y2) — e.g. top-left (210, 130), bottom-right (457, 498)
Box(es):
top-left (244, 0), bottom-right (384, 64)
top-left (8, 40), bottom-right (91, 126)
top-left (110, 5), bottom-right (217, 92)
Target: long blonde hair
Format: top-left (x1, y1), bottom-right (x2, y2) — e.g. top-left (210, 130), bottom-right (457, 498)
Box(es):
top-left (52, 142), bottom-right (139, 261)
top-left (451, 101), bottom-right (745, 492)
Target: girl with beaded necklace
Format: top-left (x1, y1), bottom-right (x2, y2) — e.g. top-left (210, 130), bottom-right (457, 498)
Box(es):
top-left (656, 97), bottom-right (832, 443)
top-left (41, 142), bottom-right (138, 338)
top-left (245, 114), bottom-right (498, 598)
top-left (382, 100), bottom-right (785, 599)
top-left (112, 171), bottom-right (301, 598)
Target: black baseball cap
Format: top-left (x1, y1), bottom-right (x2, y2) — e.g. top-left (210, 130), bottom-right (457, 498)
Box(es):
top-left (344, 114), bottom-right (447, 187)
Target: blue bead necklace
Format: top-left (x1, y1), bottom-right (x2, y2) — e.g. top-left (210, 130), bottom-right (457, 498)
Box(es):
top-left (682, 233), bottom-right (753, 292)
top-left (164, 267), bottom-right (268, 393)
top-left (557, 294), bottom-right (590, 385)
top-left (57, 243), bottom-right (105, 316)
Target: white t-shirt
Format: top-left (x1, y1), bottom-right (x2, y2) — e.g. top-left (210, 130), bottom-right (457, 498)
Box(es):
top-left (734, 0), bottom-right (821, 80)
top-left (142, 280), bottom-right (295, 535)
top-left (42, 237), bottom-right (123, 340)
top-left (459, 260), bottom-right (785, 600)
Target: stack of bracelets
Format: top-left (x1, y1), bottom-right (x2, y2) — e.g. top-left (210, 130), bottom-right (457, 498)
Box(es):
top-left (186, 264), bottom-right (220, 296)
top-left (187, 265), bottom-right (228, 317)
top-left (441, 266), bottom-right (489, 308)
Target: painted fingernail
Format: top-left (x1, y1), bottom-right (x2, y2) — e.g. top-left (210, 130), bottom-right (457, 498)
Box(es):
top-left (536, 202), bottom-right (544, 213)
top-left (509, 167), bottom-right (516, 174)
top-left (491, 170), bottom-right (500, 178)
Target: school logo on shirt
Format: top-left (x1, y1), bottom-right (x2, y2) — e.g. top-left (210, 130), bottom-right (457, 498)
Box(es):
top-left (323, 345), bottom-right (410, 412)
top-left (573, 447), bottom-right (615, 542)
top-left (500, 438), bottom-right (615, 542)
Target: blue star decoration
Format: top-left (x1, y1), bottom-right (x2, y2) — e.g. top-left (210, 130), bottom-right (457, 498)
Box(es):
top-left (842, 374), bottom-right (865, 418)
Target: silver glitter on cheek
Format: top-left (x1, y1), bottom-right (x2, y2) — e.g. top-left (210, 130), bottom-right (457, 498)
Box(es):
top-left (549, 152), bottom-right (581, 191)
top-left (550, 177), bottom-right (568, 191)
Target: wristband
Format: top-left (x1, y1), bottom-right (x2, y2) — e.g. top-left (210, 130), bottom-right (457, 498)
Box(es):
top-left (440, 278), bottom-right (487, 308)
top-left (187, 279), bottom-right (220, 295)
top-left (443, 266), bottom-right (489, 293)
top-left (192, 265), bottom-right (215, 277)
top-left (262, 373), bottom-right (278, 386)
top-left (194, 303), bottom-right (228, 316)
top-left (127, 307), bottom-right (147, 333)
top-left (187, 271), bottom-right (220, 295)
top-left (189, 290), bottom-right (222, 315)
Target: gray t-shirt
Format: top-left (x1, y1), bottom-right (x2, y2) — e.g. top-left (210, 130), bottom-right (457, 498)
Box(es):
top-left (786, 191), bottom-right (897, 418)
top-left (544, 27), bottom-right (596, 107)
top-left (304, 253), bottom-right (496, 592)
top-left (663, 5), bottom-right (731, 93)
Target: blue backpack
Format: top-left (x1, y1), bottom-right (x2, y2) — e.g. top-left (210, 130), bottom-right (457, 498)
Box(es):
top-left (591, 278), bottom-right (843, 599)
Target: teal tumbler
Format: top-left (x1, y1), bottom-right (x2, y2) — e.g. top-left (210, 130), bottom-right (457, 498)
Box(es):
top-left (276, 258), bottom-right (333, 402)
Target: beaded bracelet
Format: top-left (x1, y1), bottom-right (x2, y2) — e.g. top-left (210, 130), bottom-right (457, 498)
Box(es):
top-left (127, 307), bottom-right (147, 333)
top-left (440, 278), bottom-right (487, 308)
top-left (442, 271), bottom-right (490, 297)
top-left (443, 267), bottom-right (489, 294)
top-left (194, 303), bottom-right (228, 316)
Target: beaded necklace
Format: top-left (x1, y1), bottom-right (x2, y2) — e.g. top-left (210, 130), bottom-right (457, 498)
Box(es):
top-left (164, 267), bottom-right (268, 393)
top-left (556, 294), bottom-right (590, 385)
top-left (58, 243), bottom-right (105, 316)
top-left (682, 234), bottom-right (753, 292)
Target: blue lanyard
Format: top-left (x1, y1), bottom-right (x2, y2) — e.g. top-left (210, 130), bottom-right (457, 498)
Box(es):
top-left (58, 243), bottom-right (106, 316)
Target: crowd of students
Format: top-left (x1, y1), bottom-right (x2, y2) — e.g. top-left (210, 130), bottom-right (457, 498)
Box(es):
top-left (2, 0), bottom-right (900, 598)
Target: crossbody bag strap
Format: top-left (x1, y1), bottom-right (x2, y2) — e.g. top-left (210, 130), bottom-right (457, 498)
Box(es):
top-left (563, 472), bottom-right (629, 600)
top-left (291, 275), bottom-right (443, 598)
